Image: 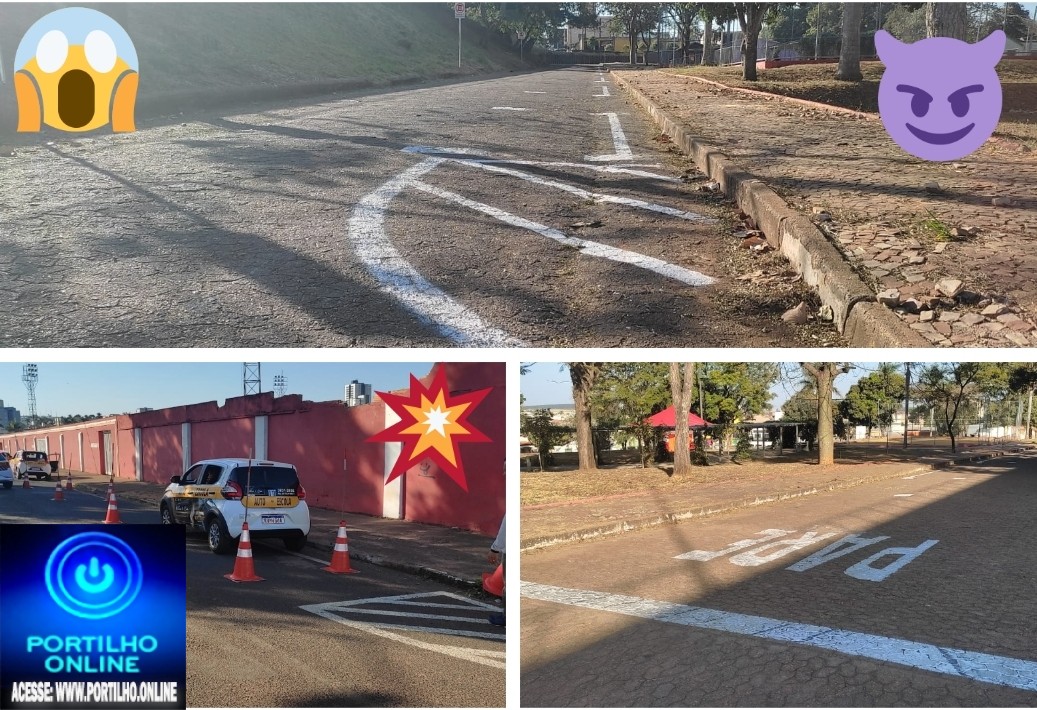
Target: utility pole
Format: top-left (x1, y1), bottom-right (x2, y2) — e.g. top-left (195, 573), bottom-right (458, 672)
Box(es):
top-left (815, 2), bottom-right (822, 59)
top-left (903, 363), bottom-right (911, 448)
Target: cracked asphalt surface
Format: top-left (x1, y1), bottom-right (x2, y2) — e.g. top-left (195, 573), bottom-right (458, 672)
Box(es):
top-left (1, 67), bottom-right (828, 347)
top-left (520, 452), bottom-right (1037, 706)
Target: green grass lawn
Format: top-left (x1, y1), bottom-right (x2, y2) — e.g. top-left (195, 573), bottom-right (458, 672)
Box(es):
top-left (672, 59), bottom-right (1037, 144)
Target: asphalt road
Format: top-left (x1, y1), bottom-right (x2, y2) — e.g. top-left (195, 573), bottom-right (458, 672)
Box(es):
top-left (1, 67), bottom-right (825, 347)
top-left (520, 453), bottom-right (1037, 706)
top-left (0, 485), bottom-right (505, 707)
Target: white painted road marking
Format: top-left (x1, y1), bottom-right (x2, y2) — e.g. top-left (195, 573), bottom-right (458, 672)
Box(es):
top-left (894, 493), bottom-right (914, 497)
top-left (492, 106), bottom-right (529, 111)
top-left (454, 159), bottom-right (716, 222)
top-left (586, 112), bottom-right (634, 162)
top-left (302, 592), bottom-right (505, 669)
top-left (411, 181), bottom-right (715, 287)
top-left (347, 157), bottom-right (525, 347)
top-left (594, 86), bottom-right (611, 98)
top-left (521, 582), bottom-right (1037, 693)
top-left (523, 91), bottom-right (547, 94)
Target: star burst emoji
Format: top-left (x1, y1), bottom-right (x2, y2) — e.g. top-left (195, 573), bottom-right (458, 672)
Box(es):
top-left (368, 367), bottom-right (492, 491)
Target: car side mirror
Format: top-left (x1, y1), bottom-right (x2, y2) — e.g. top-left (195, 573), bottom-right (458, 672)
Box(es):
top-left (170, 475), bottom-right (181, 484)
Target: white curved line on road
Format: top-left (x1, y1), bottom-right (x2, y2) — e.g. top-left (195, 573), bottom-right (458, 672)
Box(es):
top-left (347, 158), bottom-right (524, 347)
top-left (455, 160), bottom-right (715, 222)
top-left (410, 181), bottom-right (715, 287)
top-left (522, 582), bottom-right (1037, 693)
top-left (492, 106), bottom-right (529, 111)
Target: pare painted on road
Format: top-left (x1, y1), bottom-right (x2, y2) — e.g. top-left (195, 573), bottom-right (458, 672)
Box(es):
top-left (675, 529), bottom-right (939, 582)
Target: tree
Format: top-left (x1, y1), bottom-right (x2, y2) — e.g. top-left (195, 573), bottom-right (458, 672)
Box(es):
top-left (781, 384), bottom-right (820, 445)
top-left (883, 4), bottom-right (928, 42)
top-left (836, 2), bottom-right (864, 80)
top-left (801, 363), bottom-right (850, 465)
top-left (520, 409), bottom-right (568, 471)
top-left (974, 2), bottom-right (1032, 42)
top-left (913, 363), bottom-right (1007, 452)
top-left (591, 363), bottom-right (670, 467)
top-left (840, 364), bottom-right (905, 437)
top-left (670, 362), bottom-right (696, 475)
top-left (605, 3), bottom-right (663, 64)
top-left (665, 3), bottom-right (700, 63)
top-left (1009, 363), bottom-right (1037, 439)
top-left (926, 2), bottom-right (969, 39)
top-left (568, 362), bottom-right (603, 470)
top-left (733, 3), bottom-right (770, 80)
top-left (699, 4), bottom-right (736, 64)
top-left (467, 3), bottom-right (598, 51)
top-left (699, 363), bottom-right (779, 452)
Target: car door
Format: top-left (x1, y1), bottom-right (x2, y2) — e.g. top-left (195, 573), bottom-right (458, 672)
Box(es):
top-left (169, 464), bottom-right (204, 524)
top-left (187, 464), bottom-right (226, 526)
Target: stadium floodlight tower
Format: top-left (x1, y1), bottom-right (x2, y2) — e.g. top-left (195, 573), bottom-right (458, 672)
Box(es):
top-left (22, 364), bottom-right (38, 428)
top-left (243, 363), bottom-right (261, 396)
top-left (274, 373), bottom-right (286, 398)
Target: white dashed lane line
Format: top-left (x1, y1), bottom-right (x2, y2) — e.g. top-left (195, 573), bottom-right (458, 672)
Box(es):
top-left (522, 582), bottom-right (1037, 693)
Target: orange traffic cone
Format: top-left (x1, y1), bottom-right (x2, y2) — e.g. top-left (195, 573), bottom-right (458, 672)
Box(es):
top-left (323, 520), bottom-right (359, 574)
top-left (65, 472), bottom-right (73, 490)
top-left (482, 564), bottom-right (504, 597)
top-left (225, 523), bottom-right (264, 582)
top-left (52, 481), bottom-right (64, 502)
top-left (102, 489), bottom-right (122, 524)
top-left (21, 476), bottom-right (30, 489)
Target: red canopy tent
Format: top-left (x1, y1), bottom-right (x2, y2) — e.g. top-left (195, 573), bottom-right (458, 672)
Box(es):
top-left (645, 407), bottom-right (710, 428)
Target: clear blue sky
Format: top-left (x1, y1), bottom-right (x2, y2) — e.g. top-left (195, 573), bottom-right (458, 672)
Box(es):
top-left (521, 362), bottom-right (887, 411)
top-left (0, 362), bottom-right (435, 417)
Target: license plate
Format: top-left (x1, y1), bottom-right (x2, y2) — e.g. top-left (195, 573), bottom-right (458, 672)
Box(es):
top-left (247, 495), bottom-right (298, 508)
top-left (261, 514), bottom-right (285, 524)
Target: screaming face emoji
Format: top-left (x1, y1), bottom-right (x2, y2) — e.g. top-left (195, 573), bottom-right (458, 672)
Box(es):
top-left (876, 29), bottom-right (1004, 162)
top-left (13, 7), bottom-right (139, 133)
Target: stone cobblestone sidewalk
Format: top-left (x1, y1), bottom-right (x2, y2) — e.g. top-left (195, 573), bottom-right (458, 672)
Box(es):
top-left (620, 70), bottom-right (1037, 347)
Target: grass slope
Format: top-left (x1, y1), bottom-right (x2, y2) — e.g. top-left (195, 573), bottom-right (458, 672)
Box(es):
top-left (0, 3), bottom-right (522, 132)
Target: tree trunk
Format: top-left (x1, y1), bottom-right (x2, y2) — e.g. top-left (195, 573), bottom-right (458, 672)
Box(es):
top-left (835, 2), bottom-right (863, 81)
top-left (803, 363), bottom-right (838, 465)
top-left (670, 362), bottom-right (696, 475)
top-left (629, 31), bottom-right (636, 64)
top-left (701, 20), bottom-right (714, 65)
top-left (926, 2), bottom-right (969, 40)
top-left (569, 363), bottom-right (601, 470)
top-left (736, 3), bottom-right (768, 81)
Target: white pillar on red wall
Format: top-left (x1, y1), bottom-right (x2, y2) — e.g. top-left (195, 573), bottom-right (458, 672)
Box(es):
top-left (78, 432), bottom-right (84, 471)
top-left (134, 428), bottom-right (143, 482)
top-left (59, 435), bottom-right (65, 470)
top-left (181, 423), bottom-right (191, 471)
top-left (382, 407), bottom-right (404, 519)
top-left (254, 415), bottom-right (268, 460)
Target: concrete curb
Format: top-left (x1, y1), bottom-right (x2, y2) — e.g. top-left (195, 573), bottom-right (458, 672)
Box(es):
top-left (609, 70), bottom-right (927, 347)
top-left (520, 446), bottom-right (1031, 552)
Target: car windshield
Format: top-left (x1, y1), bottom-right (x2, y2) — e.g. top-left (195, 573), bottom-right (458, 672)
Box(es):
top-left (228, 465), bottom-right (299, 496)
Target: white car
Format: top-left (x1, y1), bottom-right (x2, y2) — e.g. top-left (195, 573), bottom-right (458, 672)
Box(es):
top-left (159, 458), bottom-right (310, 554)
top-left (12, 450), bottom-right (51, 480)
top-left (0, 454), bottom-right (13, 489)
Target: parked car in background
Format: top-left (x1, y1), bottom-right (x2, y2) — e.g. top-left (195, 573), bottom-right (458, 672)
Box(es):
top-left (12, 450), bottom-right (51, 480)
top-left (0, 453), bottom-right (13, 489)
top-left (159, 458), bottom-right (310, 554)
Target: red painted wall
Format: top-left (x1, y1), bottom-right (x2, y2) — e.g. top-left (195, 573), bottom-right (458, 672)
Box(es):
top-left (3, 363), bottom-right (506, 534)
top-left (400, 363), bottom-right (506, 535)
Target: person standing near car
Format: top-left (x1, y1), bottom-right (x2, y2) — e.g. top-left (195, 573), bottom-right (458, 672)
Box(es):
top-left (487, 514), bottom-right (505, 626)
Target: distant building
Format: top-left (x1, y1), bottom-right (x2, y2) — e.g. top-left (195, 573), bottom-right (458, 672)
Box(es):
top-left (344, 380), bottom-right (373, 407)
top-left (0, 401), bottom-right (20, 429)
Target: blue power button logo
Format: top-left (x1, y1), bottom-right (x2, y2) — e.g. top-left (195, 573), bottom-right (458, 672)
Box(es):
top-left (45, 532), bottom-right (143, 619)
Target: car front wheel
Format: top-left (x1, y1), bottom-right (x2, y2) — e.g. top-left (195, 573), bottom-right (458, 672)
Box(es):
top-left (159, 505), bottom-right (174, 525)
top-left (2, 482), bottom-right (11, 490)
top-left (206, 517), bottom-right (235, 555)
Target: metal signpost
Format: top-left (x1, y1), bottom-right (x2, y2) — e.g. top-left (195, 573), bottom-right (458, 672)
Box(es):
top-left (455, 2), bottom-right (465, 69)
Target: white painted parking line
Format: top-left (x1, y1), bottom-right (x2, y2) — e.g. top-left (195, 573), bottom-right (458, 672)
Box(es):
top-left (492, 106), bottom-right (529, 111)
top-left (347, 158), bottom-right (525, 347)
top-left (302, 592), bottom-right (505, 669)
top-left (454, 160), bottom-right (715, 222)
top-left (521, 582), bottom-right (1037, 693)
top-left (586, 112), bottom-right (634, 162)
top-left (523, 91), bottom-right (547, 94)
top-left (411, 181), bottom-right (715, 287)
top-left (594, 86), bottom-right (611, 98)
top-left (894, 494), bottom-right (914, 497)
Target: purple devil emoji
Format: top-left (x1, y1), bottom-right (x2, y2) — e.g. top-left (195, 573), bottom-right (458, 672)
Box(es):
top-left (876, 29), bottom-right (1005, 161)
